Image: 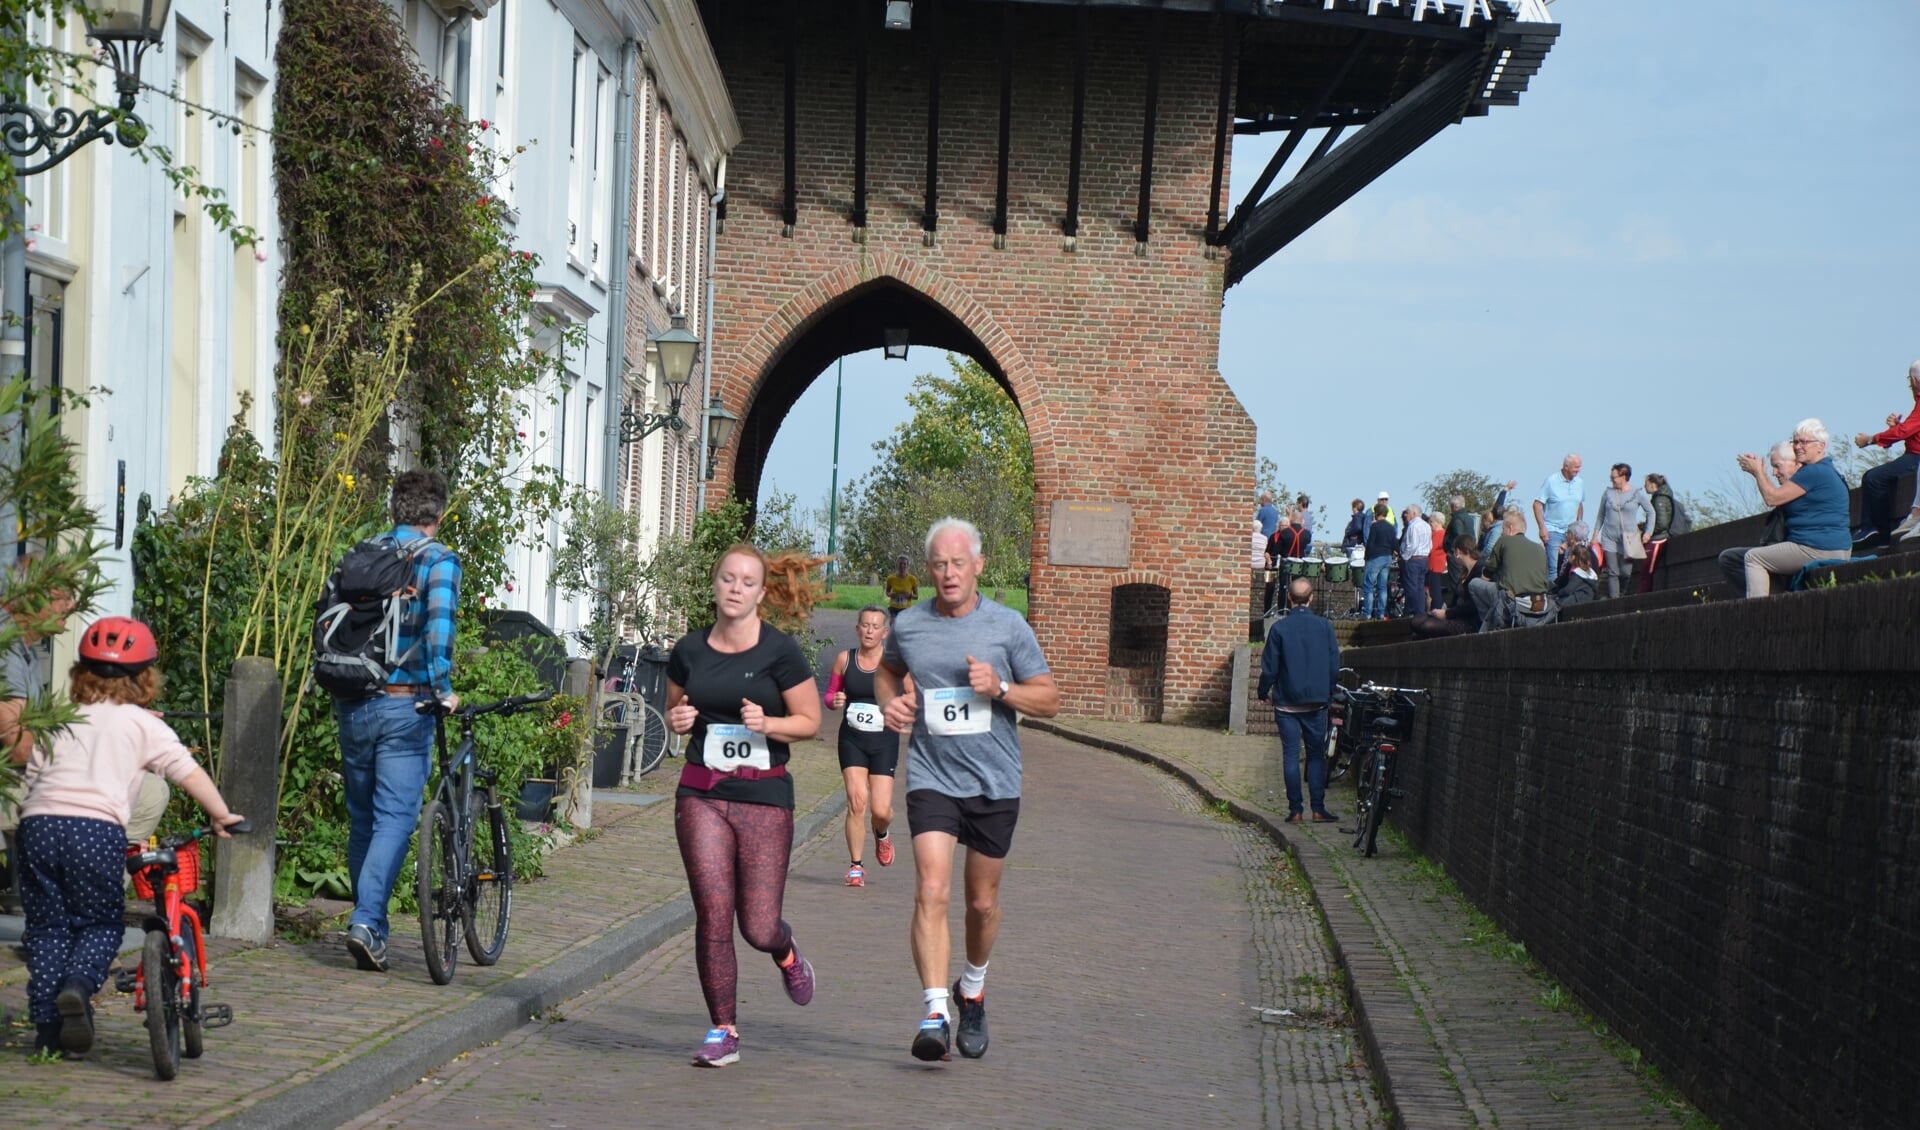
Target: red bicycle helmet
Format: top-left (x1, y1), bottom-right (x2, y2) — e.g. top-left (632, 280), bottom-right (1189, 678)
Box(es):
top-left (79, 616), bottom-right (159, 673)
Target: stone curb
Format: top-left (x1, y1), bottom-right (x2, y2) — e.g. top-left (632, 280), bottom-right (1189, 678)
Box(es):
top-left (1026, 719), bottom-right (1417, 1129)
top-left (208, 795), bottom-right (848, 1130)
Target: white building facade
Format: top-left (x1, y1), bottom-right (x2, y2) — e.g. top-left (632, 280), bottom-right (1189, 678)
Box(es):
top-left (397, 0), bottom-right (735, 640)
top-left (14, 0), bottom-right (279, 617)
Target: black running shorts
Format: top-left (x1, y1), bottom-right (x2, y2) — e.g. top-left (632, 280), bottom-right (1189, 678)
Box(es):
top-left (837, 731), bottom-right (900, 776)
top-left (906, 790), bottom-right (1021, 859)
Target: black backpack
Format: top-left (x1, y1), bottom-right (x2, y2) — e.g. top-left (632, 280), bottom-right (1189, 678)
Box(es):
top-left (312, 536), bottom-right (430, 699)
top-left (1667, 496), bottom-right (1693, 537)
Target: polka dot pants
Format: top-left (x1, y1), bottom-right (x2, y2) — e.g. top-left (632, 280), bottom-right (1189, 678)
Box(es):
top-left (18, 815), bottom-right (127, 1026)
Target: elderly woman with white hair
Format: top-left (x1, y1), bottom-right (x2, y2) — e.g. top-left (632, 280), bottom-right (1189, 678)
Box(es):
top-left (1721, 421), bottom-right (1852, 597)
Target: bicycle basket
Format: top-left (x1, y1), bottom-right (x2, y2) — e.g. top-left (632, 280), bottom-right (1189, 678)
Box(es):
top-left (129, 841), bottom-right (199, 899)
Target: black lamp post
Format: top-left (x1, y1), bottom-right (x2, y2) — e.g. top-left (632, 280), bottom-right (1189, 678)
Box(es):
top-left (2, 0), bottom-right (171, 173)
top-left (618, 313), bottom-right (701, 444)
top-left (702, 395), bottom-right (738, 480)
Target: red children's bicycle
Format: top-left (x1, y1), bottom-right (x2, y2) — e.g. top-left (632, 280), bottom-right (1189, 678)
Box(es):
top-left (115, 820), bottom-right (251, 1079)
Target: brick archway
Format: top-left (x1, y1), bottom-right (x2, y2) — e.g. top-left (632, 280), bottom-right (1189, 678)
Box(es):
top-left (712, 256), bottom-right (1059, 510)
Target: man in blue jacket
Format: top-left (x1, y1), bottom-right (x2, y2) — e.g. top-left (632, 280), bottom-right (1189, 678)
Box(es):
top-left (1256, 578), bottom-right (1342, 824)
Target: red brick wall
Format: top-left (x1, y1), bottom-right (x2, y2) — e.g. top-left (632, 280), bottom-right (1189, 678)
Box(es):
top-left (703, 3), bottom-right (1254, 722)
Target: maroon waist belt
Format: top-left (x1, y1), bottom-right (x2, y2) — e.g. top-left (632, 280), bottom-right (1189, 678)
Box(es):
top-left (679, 762), bottom-right (788, 791)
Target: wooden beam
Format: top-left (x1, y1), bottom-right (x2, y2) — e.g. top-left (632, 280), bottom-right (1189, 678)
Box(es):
top-left (782, 6), bottom-right (797, 231)
top-left (1220, 29), bottom-right (1367, 242)
top-left (853, 2), bottom-right (869, 227)
top-left (994, 2), bottom-right (1014, 241)
top-left (1134, 4), bottom-right (1165, 245)
top-left (1204, 1), bottom-right (1234, 244)
top-left (923, 0), bottom-right (943, 233)
top-left (1063, 1), bottom-right (1088, 239)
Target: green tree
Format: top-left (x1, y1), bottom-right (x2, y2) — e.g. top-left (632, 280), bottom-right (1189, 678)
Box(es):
top-left (840, 357), bottom-right (1033, 587)
top-left (1416, 469), bottom-right (1508, 521)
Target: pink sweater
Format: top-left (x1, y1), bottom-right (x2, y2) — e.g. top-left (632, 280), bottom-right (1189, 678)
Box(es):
top-left (21, 703), bottom-right (202, 826)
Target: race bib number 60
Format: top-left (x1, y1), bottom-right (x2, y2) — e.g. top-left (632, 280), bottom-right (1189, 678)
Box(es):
top-left (925, 687), bottom-right (992, 736)
top-left (846, 702), bottom-right (885, 733)
top-left (703, 724), bottom-right (772, 771)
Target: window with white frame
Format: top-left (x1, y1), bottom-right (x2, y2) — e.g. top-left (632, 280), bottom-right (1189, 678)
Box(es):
top-left (592, 63), bottom-right (611, 278)
top-left (492, 0), bottom-right (515, 205)
top-left (649, 105), bottom-right (666, 280)
top-left (632, 71), bottom-right (651, 264)
top-left (567, 39), bottom-right (587, 262)
top-left (663, 134), bottom-right (680, 303)
top-left (23, 11), bottom-right (69, 242)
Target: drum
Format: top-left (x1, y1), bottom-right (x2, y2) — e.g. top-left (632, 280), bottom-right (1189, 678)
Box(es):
top-left (1347, 546), bottom-right (1366, 568)
top-left (1298, 558), bottom-right (1322, 577)
top-left (1325, 560), bottom-right (1351, 583)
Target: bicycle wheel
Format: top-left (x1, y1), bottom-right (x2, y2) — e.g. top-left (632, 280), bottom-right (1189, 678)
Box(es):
top-left (1351, 750), bottom-right (1379, 853)
top-left (632, 699), bottom-right (669, 778)
top-left (180, 929), bottom-right (204, 1059)
top-left (1324, 725), bottom-right (1348, 784)
top-left (142, 931), bottom-right (180, 1080)
top-left (463, 787), bottom-right (513, 966)
top-left (1358, 754), bottom-right (1390, 857)
top-left (417, 798), bottom-right (461, 985)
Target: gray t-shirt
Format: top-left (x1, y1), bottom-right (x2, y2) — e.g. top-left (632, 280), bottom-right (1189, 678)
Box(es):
top-left (883, 595), bottom-right (1050, 800)
top-left (0, 607), bottom-right (45, 702)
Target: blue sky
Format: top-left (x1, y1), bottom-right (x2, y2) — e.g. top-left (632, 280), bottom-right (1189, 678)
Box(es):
top-left (758, 0), bottom-right (1920, 539)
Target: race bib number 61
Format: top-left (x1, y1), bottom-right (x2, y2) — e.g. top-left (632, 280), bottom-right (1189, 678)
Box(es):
top-left (925, 687), bottom-right (992, 736)
top-left (703, 724), bottom-right (772, 771)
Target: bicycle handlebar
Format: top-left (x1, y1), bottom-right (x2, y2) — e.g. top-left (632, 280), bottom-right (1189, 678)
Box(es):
top-left (416, 689), bottom-right (558, 720)
top-left (140, 819), bottom-right (253, 850)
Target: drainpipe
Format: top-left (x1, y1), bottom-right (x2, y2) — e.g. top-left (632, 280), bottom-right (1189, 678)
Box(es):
top-left (697, 158), bottom-right (725, 514)
top-left (601, 38), bottom-right (637, 510)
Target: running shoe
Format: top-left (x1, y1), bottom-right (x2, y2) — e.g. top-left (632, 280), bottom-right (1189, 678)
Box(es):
top-left (845, 863), bottom-right (865, 887)
top-left (875, 834), bottom-right (896, 867)
top-left (692, 1027), bottom-right (739, 1067)
top-left (1895, 513), bottom-right (1920, 537)
top-left (911, 1012), bottom-right (952, 1062)
top-left (952, 981), bottom-right (989, 1059)
top-left (780, 944), bottom-right (815, 1006)
top-left (346, 922), bottom-right (388, 972)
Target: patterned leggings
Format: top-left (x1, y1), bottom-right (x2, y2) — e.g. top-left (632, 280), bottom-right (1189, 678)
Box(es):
top-left (674, 795), bottom-right (794, 1028)
top-left (18, 815), bottom-right (127, 1025)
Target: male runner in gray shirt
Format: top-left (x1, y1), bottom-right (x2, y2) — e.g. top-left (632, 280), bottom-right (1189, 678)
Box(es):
top-left (879, 517), bottom-right (1059, 1063)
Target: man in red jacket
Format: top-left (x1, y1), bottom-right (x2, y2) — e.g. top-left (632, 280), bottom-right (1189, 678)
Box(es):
top-left (1852, 360), bottom-right (1920, 550)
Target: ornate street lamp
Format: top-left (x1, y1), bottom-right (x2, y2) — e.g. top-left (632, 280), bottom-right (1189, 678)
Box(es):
top-left (702, 395), bottom-right (738, 481)
top-left (2, 0), bottom-right (172, 173)
top-left (618, 313), bottom-right (702, 444)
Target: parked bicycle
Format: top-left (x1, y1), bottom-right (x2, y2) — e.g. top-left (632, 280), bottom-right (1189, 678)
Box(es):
top-left (414, 690), bottom-right (554, 985)
top-left (597, 634), bottom-right (679, 780)
top-left (117, 820), bottom-right (253, 1079)
top-left (1333, 678), bottom-right (1422, 857)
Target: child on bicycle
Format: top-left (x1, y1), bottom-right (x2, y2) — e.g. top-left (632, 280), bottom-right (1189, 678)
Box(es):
top-left (15, 617), bottom-right (243, 1059)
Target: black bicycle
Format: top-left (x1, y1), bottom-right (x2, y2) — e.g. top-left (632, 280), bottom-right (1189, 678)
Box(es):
top-left (1334, 678), bottom-right (1422, 857)
top-left (414, 690), bottom-right (554, 985)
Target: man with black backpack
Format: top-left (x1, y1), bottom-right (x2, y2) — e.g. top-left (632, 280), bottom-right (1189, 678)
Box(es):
top-left (317, 470), bottom-right (460, 973)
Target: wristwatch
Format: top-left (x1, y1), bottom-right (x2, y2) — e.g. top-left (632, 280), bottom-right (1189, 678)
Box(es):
top-left (997, 679), bottom-right (1010, 700)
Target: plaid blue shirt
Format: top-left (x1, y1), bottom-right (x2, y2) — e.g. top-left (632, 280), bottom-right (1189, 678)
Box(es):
top-left (386, 525), bottom-right (461, 698)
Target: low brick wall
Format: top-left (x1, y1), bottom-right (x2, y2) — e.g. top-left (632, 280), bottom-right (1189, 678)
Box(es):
top-left (1333, 577), bottom-right (1920, 1130)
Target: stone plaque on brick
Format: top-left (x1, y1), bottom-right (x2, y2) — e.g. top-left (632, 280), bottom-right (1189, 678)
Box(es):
top-left (1049, 501), bottom-right (1132, 568)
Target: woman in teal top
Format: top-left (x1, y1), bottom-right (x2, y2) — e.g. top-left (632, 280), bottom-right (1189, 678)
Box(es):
top-left (1729, 419), bottom-right (1852, 597)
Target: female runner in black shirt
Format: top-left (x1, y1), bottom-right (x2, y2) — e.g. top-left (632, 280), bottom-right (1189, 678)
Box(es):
top-left (665, 543), bottom-right (822, 1067)
top-left (824, 605), bottom-right (908, 886)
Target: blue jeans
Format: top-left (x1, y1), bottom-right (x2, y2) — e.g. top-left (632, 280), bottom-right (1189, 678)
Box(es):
top-left (1544, 529), bottom-right (1566, 578)
top-left (1401, 559), bottom-right (1429, 615)
top-left (1362, 556), bottom-right (1392, 618)
top-left (1275, 709), bottom-right (1331, 817)
top-left (1861, 452), bottom-right (1919, 537)
top-left (337, 694), bottom-right (436, 941)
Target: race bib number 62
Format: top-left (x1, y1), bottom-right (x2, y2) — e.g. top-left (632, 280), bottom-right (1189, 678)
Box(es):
top-left (846, 702), bottom-right (885, 733)
top-left (703, 724), bottom-right (772, 771)
top-left (925, 687), bottom-right (992, 736)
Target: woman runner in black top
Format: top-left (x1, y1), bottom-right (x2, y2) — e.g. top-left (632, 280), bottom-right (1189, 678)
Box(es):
top-left (665, 543), bottom-right (822, 1068)
top-left (825, 605), bottom-right (908, 886)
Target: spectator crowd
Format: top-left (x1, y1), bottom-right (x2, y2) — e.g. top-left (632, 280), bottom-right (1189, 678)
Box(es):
top-left (1248, 359), bottom-right (1920, 637)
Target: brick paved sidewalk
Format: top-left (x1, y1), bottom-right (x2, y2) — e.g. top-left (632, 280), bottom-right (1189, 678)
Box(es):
top-left (1035, 719), bottom-right (1692, 1130)
top-left (348, 731), bottom-right (1381, 1129)
top-left (0, 741), bottom-right (846, 1130)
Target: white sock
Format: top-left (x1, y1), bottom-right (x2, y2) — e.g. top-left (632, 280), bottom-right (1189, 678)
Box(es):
top-left (959, 961), bottom-right (988, 999)
top-left (922, 986), bottom-right (950, 1021)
